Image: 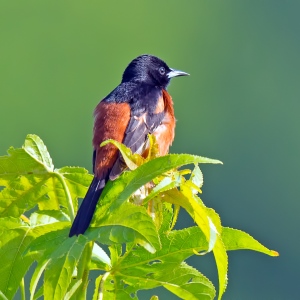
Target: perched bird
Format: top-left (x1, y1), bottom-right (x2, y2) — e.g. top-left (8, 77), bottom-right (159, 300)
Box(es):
top-left (69, 54), bottom-right (189, 236)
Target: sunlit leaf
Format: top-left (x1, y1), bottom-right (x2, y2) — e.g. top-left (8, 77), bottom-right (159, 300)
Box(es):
top-left (0, 134), bottom-right (92, 217)
top-left (163, 184), bottom-right (228, 300)
top-left (101, 139), bottom-right (144, 169)
top-left (30, 210), bottom-right (70, 226)
top-left (93, 153), bottom-right (222, 222)
top-left (143, 175), bottom-right (180, 205)
top-left (89, 202), bottom-right (160, 253)
top-left (222, 227), bottom-right (279, 256)
top-left (90, 242), bottom-right (111, 270)
top-left (30, 258), bottom-right (49, 300)
top-left (0, 135), bottom-right (278, 300)
top-left (0, 217), bottom-right (68, 299)
top-left (44, 235), bottom-right (88, 300)
top-left (64, 279), bottom-right (82, 300)
top-left (190, 164), bottom-right (203, 191)
top-left (99, 227), bottom-right (215, 299)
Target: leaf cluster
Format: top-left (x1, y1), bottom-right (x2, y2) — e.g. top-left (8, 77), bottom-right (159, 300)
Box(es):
top-left (0, 135), bottom-right (278, 300)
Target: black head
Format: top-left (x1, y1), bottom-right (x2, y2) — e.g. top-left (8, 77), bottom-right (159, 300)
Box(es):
top-left (122, 55), bottom-right (189, 89)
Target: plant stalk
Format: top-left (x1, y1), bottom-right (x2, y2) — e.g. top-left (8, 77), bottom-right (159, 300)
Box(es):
top-left (98, 271), bottom-right (110, 300)
top-left (20, 278), bottom-right (25, 300)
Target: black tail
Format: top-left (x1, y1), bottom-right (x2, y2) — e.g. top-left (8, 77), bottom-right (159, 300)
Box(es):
top-left (69, 177), bottom-right (105, 237)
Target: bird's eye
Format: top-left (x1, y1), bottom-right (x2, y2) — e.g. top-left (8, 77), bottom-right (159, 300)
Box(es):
top-left (159, 67), bottom-right (165, 75)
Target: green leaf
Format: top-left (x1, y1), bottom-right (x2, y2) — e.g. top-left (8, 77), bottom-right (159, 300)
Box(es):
top-left (99, 226), bottom-right (215, 299)
top-left (0, 217), bottom-right (68, 299)
top-left (222, 227), bottom-right (279, 257)
top-left (0, 290), bottom-right (9, 300)
top-left (56, 166), bottom-right (93, 213)
top-left (101, 139), bottom-right (144, 170)
top-left (143, 175), bottom-right (180, 205)
top-left (30, 258), bottom-right (49, 300)
top-left (0, 134), bottom-right (92, 218)
top-left (190, 164), bottom-right (204, 192)
top-left (163, 185), bottom-right (228, 300)
top-left (89, 202), bottom-right (160, 253)
top-left (30, 210), bottom-right (70, 226)
top-left (212, 236), bottom-right (228, 300)
top-left (33, 286), bottom-right (43, 300)
top-left (64, 279), bottom-right (82, 300)
top-left (145, 134), bottom-right (160, 161)
top-left (93, 153), bottom-right (222, 221)
top-left (27, 227), bottom-right (70, 299)
top-left (24, 134), bottom-right (54, 171)
top-left (109, 244), bottom-right (123, 266)
top-left (26, 227), bottom-right (70, 256)
top-left (162, 263), bottom-right (215, 300)
top-left (93, 275), bottom-right (102, 300)
top-left (0, 135), bottom-right (279, 300)
top-left (90, 242), bottom-right (111, 270)
top-left (44, 235), bottom-right (89, 300)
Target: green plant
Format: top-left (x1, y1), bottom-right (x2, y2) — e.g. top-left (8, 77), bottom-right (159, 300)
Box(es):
top-left (0, 134), bottom-right (278, 300)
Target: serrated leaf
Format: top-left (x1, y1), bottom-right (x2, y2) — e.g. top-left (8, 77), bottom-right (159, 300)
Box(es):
top-left (44, 235), bottom-right (88, 300)
top-left (0, 134), bottom-right (92, 217)
top-left (99, 227), bottom-right (215, 299)
top-left (109, 244), bottom-right (123, 266)
top-left (56, 166), bottom-right (93, 212)
top-left (163, 186), bottom-right (228, 300)
top-left (24, 134), bottom-right (54, 171)
top-left (170, 204), bottom-right (180, 231)
top-left (26, 227), bottom-right (70, 255)
top-left (89, 202), bottom-right (160, 253)
top-left (143, 175), bottom-right (180, 205)
top-left (27, 227), bottom-right (70, 300)
top-left (190, 164), bottom-right (204, 191)
top-left (93, 153), bottom-right (222, 222)
top-left (159, 202), bottom-right (173, 232)
top-left (147, 197), bottom-right (164, 230)
top-left (0, 217), bottom-right (68, 299)
top-left (222, 227), bottom-right (279, 256)
top-left (212, 237), bottom-right (228, 300)
top-left (30, 210), bottom-right (70, 226)
top-left (101, 139), bottom-right (144, 170)
top-left (144, 134), bottom-right (160, 161)
top-left (117, 227), bottom-right (207, 274)
top-left (162, 263), bottom-right (215, 300)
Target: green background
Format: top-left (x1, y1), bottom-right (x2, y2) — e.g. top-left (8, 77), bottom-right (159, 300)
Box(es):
top-left (1, 1), bottom-right (299, 299)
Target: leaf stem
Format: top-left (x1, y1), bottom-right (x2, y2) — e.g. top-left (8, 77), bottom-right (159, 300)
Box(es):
top-left (55, 172), bottom-right (75, 221)
top-left (76, 241), bottom-right (94, 299)
top-left (98, 271), bottom-right (110, 300)
top-left (20, 278), bottom-right (26, 300)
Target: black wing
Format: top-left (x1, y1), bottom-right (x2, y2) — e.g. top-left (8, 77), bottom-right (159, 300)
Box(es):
top-left (109, 110), bottom-right (164, 180)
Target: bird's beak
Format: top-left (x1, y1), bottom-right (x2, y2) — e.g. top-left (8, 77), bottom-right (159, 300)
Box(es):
top-left (167, 68), bottom-right (190, 78)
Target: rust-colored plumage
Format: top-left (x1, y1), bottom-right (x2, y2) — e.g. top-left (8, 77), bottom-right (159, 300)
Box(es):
top-left (93, 102), bottom-right (130, 178)
top-left (69, 55), bottom-right (189, 236)
top-left (153, 89), bottom-right (176, 156)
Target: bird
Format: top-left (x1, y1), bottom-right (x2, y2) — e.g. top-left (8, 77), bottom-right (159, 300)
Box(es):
top-left (69, 54), bottom-right (189, 237)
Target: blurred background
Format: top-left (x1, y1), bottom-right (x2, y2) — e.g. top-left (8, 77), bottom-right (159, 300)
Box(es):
top-left (1, 1), bottom-right (299, 299)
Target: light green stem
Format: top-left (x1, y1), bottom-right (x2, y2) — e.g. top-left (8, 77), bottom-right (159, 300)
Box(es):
top-left (20, 278), bottom-right (25, 300)
top-left (98, 271), bottom-right (110, 300)
top-left (56, 172), bottom-right (75, 221)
